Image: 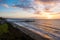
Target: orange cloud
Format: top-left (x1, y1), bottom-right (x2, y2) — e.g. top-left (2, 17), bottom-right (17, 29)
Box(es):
top-left (34, 0), bottom-right (60, 4)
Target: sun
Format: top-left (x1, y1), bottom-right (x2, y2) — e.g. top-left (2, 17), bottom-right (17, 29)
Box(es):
top-left (41, 12), bottom-right (53, 19)
top-left (46, 14), bottom-right (53, 19)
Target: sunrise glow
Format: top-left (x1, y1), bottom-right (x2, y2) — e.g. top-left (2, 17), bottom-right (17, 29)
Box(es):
top-left (46, 14), bottom-right (53, 19)
top-left (0, 0), bottom-right (60, 19)
top-left (39, 12), bottom-right (54, 19)
top-left (34, 1), bottom-right (60, 19)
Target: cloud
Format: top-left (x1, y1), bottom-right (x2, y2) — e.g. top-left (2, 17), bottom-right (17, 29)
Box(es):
top-left (13, 0), bottom-right (35, 10)
top-left (34, 0), bottom-right (60, 4)
top-left (40, 0), bottom-right (56, 2)
top-left (12, 6), bottom-right (17, 8)
top-left (14, 5), bottom-right (34, 9)
top-left (2, 4), bottom-right (9, 8)
top-left (35, 0), bottom-right (60, 2)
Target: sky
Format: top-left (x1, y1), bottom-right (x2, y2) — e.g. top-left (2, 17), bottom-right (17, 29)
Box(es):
top-left (0, 0), bottom-right (60, 19)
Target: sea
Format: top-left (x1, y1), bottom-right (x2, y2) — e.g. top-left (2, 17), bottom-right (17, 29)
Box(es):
top-left (6, 18), bottom-right (60, 40)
